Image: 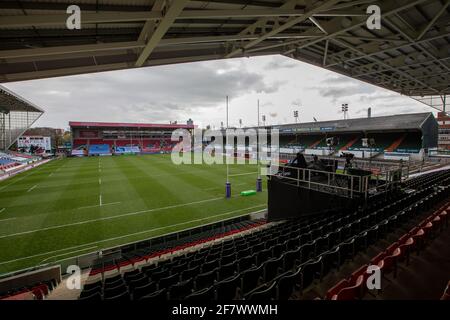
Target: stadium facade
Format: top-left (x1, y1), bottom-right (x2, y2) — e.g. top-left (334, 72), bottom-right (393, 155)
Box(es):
top-left (0, 85), bottom-right (44, 151)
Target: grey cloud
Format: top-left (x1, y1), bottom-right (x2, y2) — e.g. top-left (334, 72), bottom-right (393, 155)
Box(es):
top-left (265, 58), bottom-right (298, 70)
top-left (5, 60), bottom-right (284, 128)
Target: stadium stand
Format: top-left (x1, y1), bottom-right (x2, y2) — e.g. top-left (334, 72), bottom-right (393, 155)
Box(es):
top-left (70, 122), bottom-right (194, 156)
top-left (74, 169), bottom-right (450, 300)
top-left (274, 113), bottom-right (437, 160)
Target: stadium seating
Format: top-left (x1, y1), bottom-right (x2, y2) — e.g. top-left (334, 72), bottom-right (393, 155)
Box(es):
top-left (325, 194), bottom-right (450, 300)
top-left (0, 279), bottom-right (58, 301)
top-left (348, 133), bottom-right (400, 152)
top-left (395, 133), bottom-right (422, 153)
top-left (77, 170), bottom-right (450, 300)
top-left (0, 153), bottom-right (22, 172)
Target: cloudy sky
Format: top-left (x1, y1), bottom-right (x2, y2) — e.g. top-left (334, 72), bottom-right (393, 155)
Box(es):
top-left (4, 54), bottom-right (433, 130)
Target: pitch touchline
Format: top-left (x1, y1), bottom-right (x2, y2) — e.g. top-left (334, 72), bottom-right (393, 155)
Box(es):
top-left (27, 185), bottom-right (37, 192)
top-left (0, 196), bottom-right (224, 239)
top-left (0, 205), bottom-right (266, 265)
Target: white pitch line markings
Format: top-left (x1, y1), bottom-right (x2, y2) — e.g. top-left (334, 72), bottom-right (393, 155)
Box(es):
top-left (99, 194), bottom-right (103, 206)
top-left (27, 185), bottom-right (37, 192)
top-left (0, 204), bottom-right (266, 265)
top-left (77, 202), bottom-right (121, 210)
top-left (1, 197), bottom-right (225, 239)
top-left (228, 172), bottom-right (257, 177)
top-left (0, 208), bottom-right (5, 214)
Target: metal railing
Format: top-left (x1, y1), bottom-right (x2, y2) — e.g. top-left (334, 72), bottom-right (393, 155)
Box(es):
top-left (269, 164), bottom-right (402, 200)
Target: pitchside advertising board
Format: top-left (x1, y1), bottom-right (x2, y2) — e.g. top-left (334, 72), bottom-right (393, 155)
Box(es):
top-left (18, 136), bottom-right (52, 151)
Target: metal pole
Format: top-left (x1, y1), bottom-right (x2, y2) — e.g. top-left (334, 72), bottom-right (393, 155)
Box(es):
top-left (225, 96), bottom-right (231, 198)
top-left (226, 95), bottom-right (229, 183)
top-left (256, 99), bottom-right (262, 192)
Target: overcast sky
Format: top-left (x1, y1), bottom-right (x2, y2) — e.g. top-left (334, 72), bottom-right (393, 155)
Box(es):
top-left (4, 55), bottom-right (433, 130)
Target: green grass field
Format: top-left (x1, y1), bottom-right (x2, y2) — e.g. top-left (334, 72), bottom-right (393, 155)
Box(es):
top-left (0, 154), bottom-right (267, 275)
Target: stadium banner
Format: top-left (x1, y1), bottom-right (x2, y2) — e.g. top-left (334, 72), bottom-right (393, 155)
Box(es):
top-left (18, 136), bottom-right (51, 151)
top-left (71, 150), bottom-right (85, 156)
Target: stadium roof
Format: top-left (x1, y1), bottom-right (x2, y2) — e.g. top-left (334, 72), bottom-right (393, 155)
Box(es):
top-left (0, 84), bottom-right (44, 113)
top-left (69, 121), bottom-right (195, 129)
top-left (0, 0), bottom-right (448, 107)
top-left (273, 112), bottom-right (435, 133)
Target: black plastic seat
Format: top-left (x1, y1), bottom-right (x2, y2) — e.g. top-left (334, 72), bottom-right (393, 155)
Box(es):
top-left (220, 253), bottom-right (236, 266)
top-left (181, 265), bottom-right (200, 281)
top-left (104, 274), bottom-right (122, 286)
top-left (237, 247), bottom-right (251, 259)
top-left (80, 285), bottom-right (102, 299)
top-left (320, 246), bottom-right (340, 275)
top-left (159, 273), bottom-right (180, 290)
top-left (194, 268), bottom-right (218, 291)
top-left (276, 269), bottom-right (301, 300)
top-left (127, 275), bottom-right (149, 291)
top-left (103, 283), bottom-right (127, 299)
top-left (171, 262), bottom-right (188, 275)
top-left (104, 290), bottom-right (130, 301)
top-left (123, 269), bottom-right (140, 282)
top-left (367, 225), bottom-right (378, 245)
top-left (217, 261), bottom-right (238, 281)
top-left (215, 274), bottom-right (241, 300)
top-left (82, 281), bottom-right (102, 292)
top-left (240, 265), bottom-right (263, 295)
top-left (256, 248), bottom-right (272, 265)
top-left (282, 246), bottom-right (301, 271)
top-left (185, 286), bottom-right (215, 301)
top-left (299, 240), bottom-right (316, 263)
top-left (263, 256), bottom-right (283, 282)
top-left (271, 243), bottom-right (285, 258)
top-left (246, 281), bottom-right (276, 301)
top-left (202, 259), bottom-right (220, 273)
top-left (132, 281), bottom-right (157, 300)
top-left (79, 291), bottom-right (102, 301)
top-left (149, 268), bottom-right (169, 283)
top-left (340, 237), bottom-right (355, 261)
top-left (355, 232), bottom-right (368, 252)
top-left (286, 236), bottom-right (300, 251)
top-left (238, 254), bottom-right (257, 273)
top-left (299, 256), bottom-right (323, 290)
top-left (315, 234), bottom-right (329, 254)
top-left (140, 288), bottom-right (167, 301)
top-left (169, 278), bottom-right (193, 300)
top-left (299, 231), bottom-right (312, 244)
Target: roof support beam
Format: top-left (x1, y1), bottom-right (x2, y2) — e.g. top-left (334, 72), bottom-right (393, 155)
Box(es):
top-left (0, 8), bottom-right (369, 28)
top-left (331, 38), bottom-right (439, 94)
top-left (283, 0), bottom-right (428, 56)
top-left (416, 0), bottom-right (450, 40)
top-left (325, 27), bottom-right (450, 67)
top-left (225, 0), bottom-right (341, 58)
top-left (135, 0), bottom-right (188, 67)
